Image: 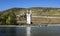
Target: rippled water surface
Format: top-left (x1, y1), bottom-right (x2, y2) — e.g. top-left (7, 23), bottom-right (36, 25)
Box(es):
top-left (0, 26), bottom-right (60, 36)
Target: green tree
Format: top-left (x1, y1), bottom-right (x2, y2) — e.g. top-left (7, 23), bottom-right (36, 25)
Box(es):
top-left (0, 14), bottom-right (7, 25)
top-left (0, 11), bottom-right (17, 25)
top-left (6, 16), bottom-right (11, 25)
top-left (6, 12), bottom-right (17, 25)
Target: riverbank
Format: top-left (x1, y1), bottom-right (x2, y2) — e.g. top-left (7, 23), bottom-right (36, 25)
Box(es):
top-left (0, 24), bottom-right (60, 27)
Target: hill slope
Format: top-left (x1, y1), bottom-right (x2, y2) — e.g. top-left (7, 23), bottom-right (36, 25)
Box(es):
top-left (1, 7), bottom-right (60, 24)
top-left (1, 7), bottom-right (60, 16)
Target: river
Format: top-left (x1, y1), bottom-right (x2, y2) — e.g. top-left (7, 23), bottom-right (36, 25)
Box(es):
top-left (0, 26), bottom-right (60, 36)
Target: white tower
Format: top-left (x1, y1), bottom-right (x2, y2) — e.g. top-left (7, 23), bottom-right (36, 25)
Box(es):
top-left (27, 10), bottom-right (32, 24)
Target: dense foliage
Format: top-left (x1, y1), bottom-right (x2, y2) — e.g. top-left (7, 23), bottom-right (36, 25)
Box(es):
top-left (0, 12), bottom-right (17, 25)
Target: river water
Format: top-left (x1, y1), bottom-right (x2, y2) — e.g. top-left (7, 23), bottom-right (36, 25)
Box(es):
top-left (0, 26), bottom-right (60, 36)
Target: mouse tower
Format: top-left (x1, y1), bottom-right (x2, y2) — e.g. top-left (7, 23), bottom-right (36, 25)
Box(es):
top-left (26, 9), bottom-right (32, 24)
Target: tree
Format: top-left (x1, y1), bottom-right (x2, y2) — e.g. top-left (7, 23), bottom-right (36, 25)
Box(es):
top-left (0, 11), bottom-right (17, 25)
top-left (6, 12), bottom-right (17, 25)
top-left (0, 14), bottom-right (7, 25)
top-left (6, 16), bottom-right (11, 25)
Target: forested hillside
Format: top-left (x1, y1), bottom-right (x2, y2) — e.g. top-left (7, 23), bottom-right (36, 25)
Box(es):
top-left (1, 7), bottom-right (60, 17)
top-left (0, 7), bottom-right (60, 24)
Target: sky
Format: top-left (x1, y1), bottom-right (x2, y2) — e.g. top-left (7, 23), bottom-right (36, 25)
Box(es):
top-left (0, 0), bottom-right (60, 11)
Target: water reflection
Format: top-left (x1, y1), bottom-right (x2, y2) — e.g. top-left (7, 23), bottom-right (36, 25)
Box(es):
top-left (31, 26), bottom-right (60, 36)
top-left (16, 27), bottom-right (26, 36)
top-left (0, 26), bottom-right (60, 36)
top-left (26, 27), bottom-right (31, 36)
top-left (0, 27), bottom-right (16, 36)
